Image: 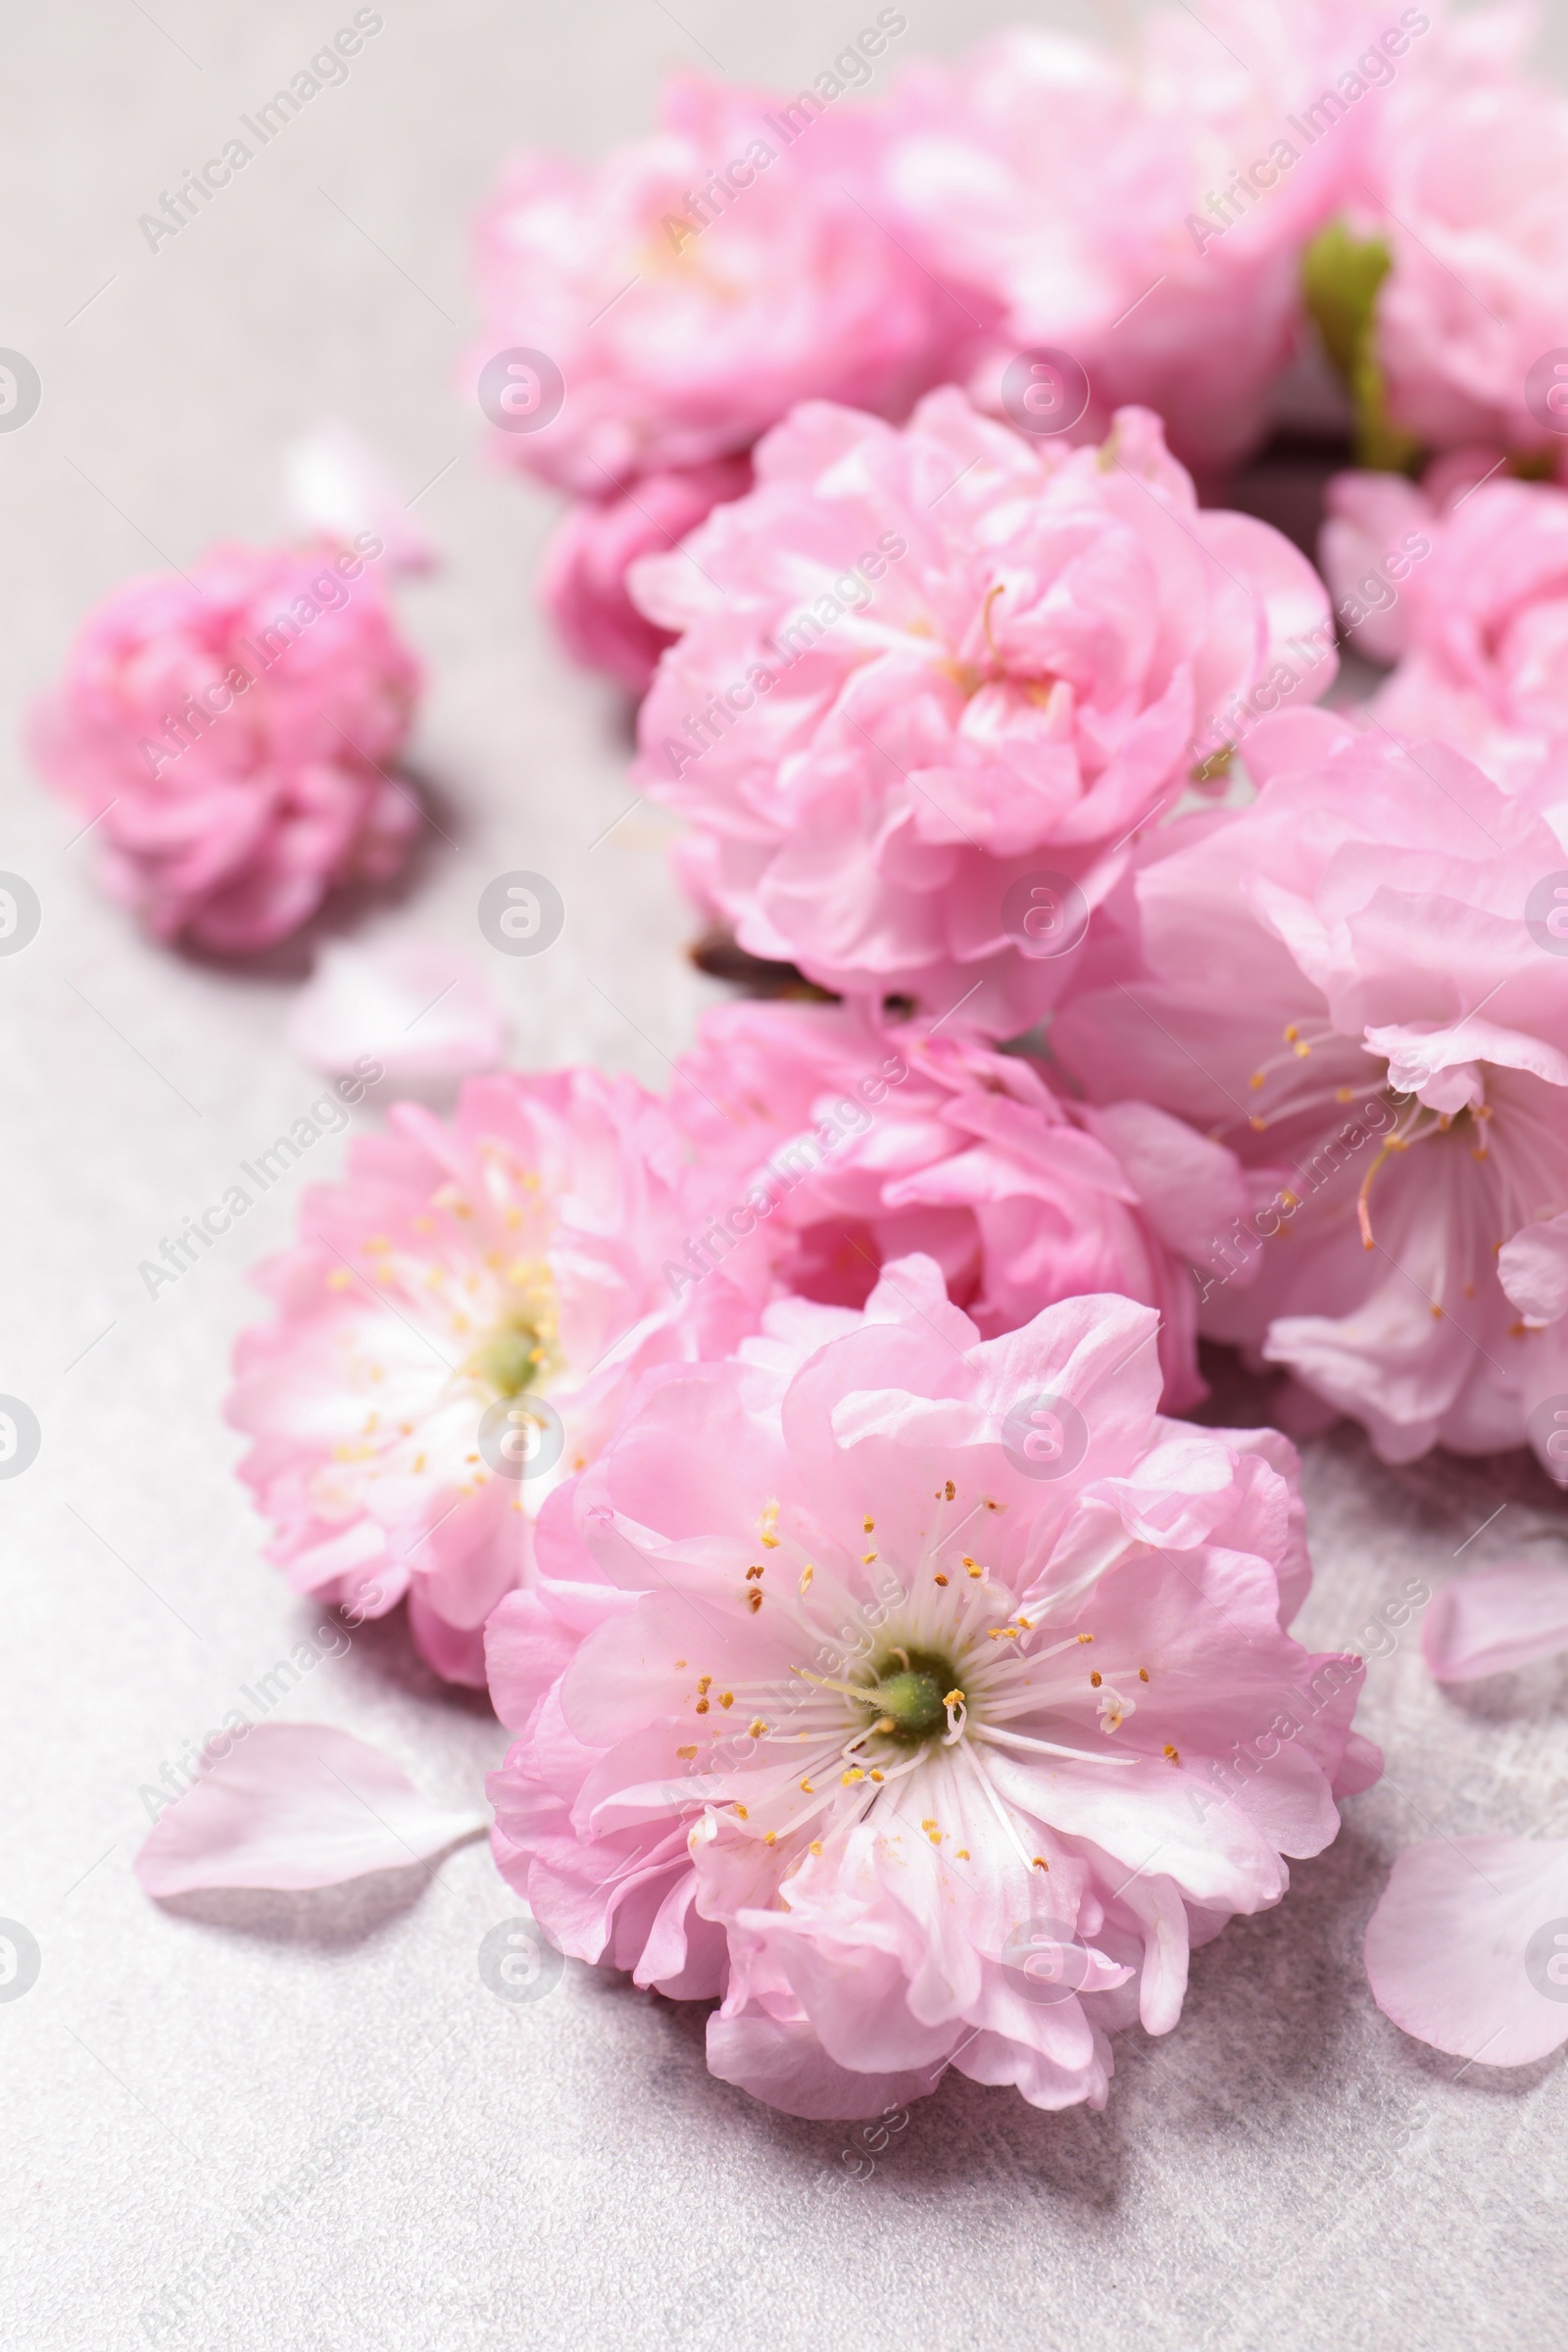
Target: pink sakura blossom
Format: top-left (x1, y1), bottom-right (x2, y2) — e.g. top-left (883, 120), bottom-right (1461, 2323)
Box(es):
top-left (538, 458), bottom-right (751, 697)
top-left (227, 1068), bottom-right (766, 1687)
top-left (673, 996), bottom-right (1259, 1409)
top-left (469, 74), bottom-right (945, 501)
top-left (30, 537), bottom-right (420, 955)
top-left (486, 1254), bottom-right (1376, 2121)
top-left (874, 8), bottom-right (1365, 477)
top-left (630, 392), bottom-right (1335, 1031)
top-left (1365, 1835), bottom-right (1568, 2067)
top-left (1053, 714), bottom-right (1568, 1472)
top-left (1323, 468), bottom-right (1568, 790)
top-left (1350, 7), bottom-right (1568, 464)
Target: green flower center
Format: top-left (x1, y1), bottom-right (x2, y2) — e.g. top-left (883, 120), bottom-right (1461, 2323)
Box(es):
top-left (866, 1649), bottom-right (958, 1744)
top-left (466, 1320), bottom-right (544, 1399)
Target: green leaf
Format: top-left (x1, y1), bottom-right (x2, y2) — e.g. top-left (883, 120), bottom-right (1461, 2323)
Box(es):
top-left (1301, 219), bottom-right (1423, 475)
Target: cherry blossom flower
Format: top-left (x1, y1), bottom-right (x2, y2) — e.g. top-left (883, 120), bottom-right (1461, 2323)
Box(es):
top-left (874, 7), bottom-right (1366, 477)
top-left (487, 1256), bottom-right (1376, 2120)
top-left (30, 537), bottom-right (421, 955)
top-left (1323, 469), bottom-right (1568, 790)
top-left (674, 996), bottom-right (1259, 1408)
top-left (1053, 715), bottom-right (1568, 1471)
top-left (469, 74), bottom-right (945, 500)
top-left (630, 391), bottom-right (1335, 1030)
top-left (1348, 7), bottom-right (1568, 464)
top-left (538, 459), bottom-right (751, 697)
top-left (227, 1068), bottom-right (765, 1686)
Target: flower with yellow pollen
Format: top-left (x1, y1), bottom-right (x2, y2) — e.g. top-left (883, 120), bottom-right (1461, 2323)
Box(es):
top-left (488, 1255), bottom-right (1377, 2121)
top-left (229, 1065), bottom-right (770, 1687)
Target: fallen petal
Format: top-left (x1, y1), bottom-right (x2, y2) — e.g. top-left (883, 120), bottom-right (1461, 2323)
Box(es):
top-left (289, 939), bottom-right (508, 1084)
top-left (1364, 1836), bottom-right (1568, 2067)
top-left (282, 419), bottom-right (437, 573)
top-left (135, 1723), bottom-right (486, 1895)
top-left (1422, 1559), bottom-right (1568, 1682)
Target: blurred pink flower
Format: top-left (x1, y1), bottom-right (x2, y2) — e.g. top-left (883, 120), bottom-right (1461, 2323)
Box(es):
top-left (875, 8), bottom-right (1367, 476)
top-left (675, 996), bottom-right (1259, 1408)
top-left (31, 537), bottom-right (420, 955)
top-left (469, 74), bottom-right (946, 499)
top-left (539, 458), bottom-right (751, 697)
top-left (630, 392), bottom-right (1334, 1029)
top-left (1054, 718), bottom-right (1568, 1470)
top-left (1354, 8), bottom-right (1568, 462)
top-left (1324, 468), bottom-right (1568, 789)
top-left (487, 1254), bottom-right (1375, 2120)
top-left (227, 1068), bottom-right (766, 1686)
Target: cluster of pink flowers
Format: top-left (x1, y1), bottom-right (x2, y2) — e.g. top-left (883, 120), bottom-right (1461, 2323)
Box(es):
top-left (471, 0), bottom-right (1568, 695)
top-left (74, 0), bottom-right (1568, 2127)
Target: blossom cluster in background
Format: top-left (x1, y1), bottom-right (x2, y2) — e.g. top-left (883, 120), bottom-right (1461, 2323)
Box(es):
top-left (31, 0), bottom-right (1568, 2126)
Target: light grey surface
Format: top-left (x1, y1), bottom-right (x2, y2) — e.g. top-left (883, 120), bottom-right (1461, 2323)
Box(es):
top-left (3, 5), bottom-right (1567, 2348)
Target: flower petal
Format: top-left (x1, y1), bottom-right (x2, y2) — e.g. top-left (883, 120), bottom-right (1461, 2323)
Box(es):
top-left (1422, 1559), bottom-right (1568, 1682)
top-left (287, 939), bottom-right (508, 1085)
top-left (1364, 1836), bottom-right (1568, 2067)
top-left (134, 1723), bottom-right (486, 1895)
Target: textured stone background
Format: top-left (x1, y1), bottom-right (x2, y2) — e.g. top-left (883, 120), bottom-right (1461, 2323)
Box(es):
top-left (3, 5), bottom-right (1567, 2347)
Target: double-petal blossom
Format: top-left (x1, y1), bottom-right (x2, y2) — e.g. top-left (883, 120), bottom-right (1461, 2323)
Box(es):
top-left (631, 391), bottom-right (1334, 1029)
top-left (675, 996), bottom-right (1259, 1408)
top-left (30, 539), bottom-right (420, 954)
top-left (228, 1069), bottom-right (766, 1685)
top-left (1054, 716), bottom-right (1568, 1470)
top-left (487, 1257), bottom-right (1376, 2120)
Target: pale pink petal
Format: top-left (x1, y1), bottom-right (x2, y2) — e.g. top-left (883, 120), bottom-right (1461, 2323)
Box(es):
top-left (1422, 1560), bottom-right (1568, 1682)
top-left (282, 420), bottom-right (438, 574)
top-left (134, 1724), bottom-right (485, 1895)
top-left (287, 940), bottom-right (508, 1084)
top-left (1364, 1837), bottom-right (1568, 2067)
top-left (1498, 1212), bottom-right (1568, 1327)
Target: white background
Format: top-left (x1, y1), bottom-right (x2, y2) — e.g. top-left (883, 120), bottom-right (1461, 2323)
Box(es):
top-left (3, 4), bottom-right (1567, 2347)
